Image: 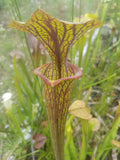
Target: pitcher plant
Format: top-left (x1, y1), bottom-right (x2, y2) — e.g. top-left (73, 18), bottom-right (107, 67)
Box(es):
top-left (9, 9), bottom-right (102, 160)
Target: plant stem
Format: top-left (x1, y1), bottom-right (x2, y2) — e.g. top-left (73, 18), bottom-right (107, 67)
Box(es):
top-left (79, 120), bottom-right (88, 160)
top-left (79, 34), bottom-right (92, 91)
top-left (47, 106), bottom-right (65, 160)
top-left (92, 3), bottom-right (108, 64)
top-left (79, 0), bottom-right (81, 21)
top-left (71, 0), bottom-right (74, 22)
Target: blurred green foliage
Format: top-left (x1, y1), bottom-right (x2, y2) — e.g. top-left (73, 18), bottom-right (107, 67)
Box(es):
top-left (0, 0), bottom-right (120, 159)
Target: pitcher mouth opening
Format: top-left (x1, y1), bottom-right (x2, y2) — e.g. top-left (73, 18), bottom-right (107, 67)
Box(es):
top-left (33, 62), bottom-right (83, 87)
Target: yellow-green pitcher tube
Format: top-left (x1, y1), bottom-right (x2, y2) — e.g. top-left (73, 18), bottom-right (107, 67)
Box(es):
top-left (34, 62), bottom-right (83, 160)
top-left (9, 8), bottom-right (102, 160)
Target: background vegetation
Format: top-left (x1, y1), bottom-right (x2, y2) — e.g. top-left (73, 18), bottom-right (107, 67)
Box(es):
top-left (0, 0), bottom-right (120, 159)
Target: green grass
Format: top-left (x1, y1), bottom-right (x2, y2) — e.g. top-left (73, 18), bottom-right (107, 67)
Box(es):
top-left (1, 0), bottom-right (120, 159)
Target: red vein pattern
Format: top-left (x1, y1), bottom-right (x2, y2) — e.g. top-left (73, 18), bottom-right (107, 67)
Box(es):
top-left (9, 8), bottom-right (102, 78)
top-left (34, 62), bottom-right (83, 160)
top-left (9, 8), bottom-right (102, 160)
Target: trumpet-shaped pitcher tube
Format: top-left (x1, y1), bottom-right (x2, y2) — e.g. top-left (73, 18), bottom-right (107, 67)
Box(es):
top-left (34, 62), bottom-right (82, 160)
top-left (9, 8), bottom-right (102, 160)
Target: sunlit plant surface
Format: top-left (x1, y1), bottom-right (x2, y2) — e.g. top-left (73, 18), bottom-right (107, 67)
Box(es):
top-left (9, 8), bottom-right (102, 160)
top-left (0, 0), bottom-right (120, 160)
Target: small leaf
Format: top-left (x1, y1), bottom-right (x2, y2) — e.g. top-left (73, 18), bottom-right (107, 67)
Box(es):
top-left (69, 100), bottom-right (86, 109)
top-left (69, 100), bottom-right (92, 119)
top-left (33, 133), bottom-right (47, 149)
top-left (88, 118), bottom-right (100, 131)
top-left (112, 140), bottom-right (120, 148)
